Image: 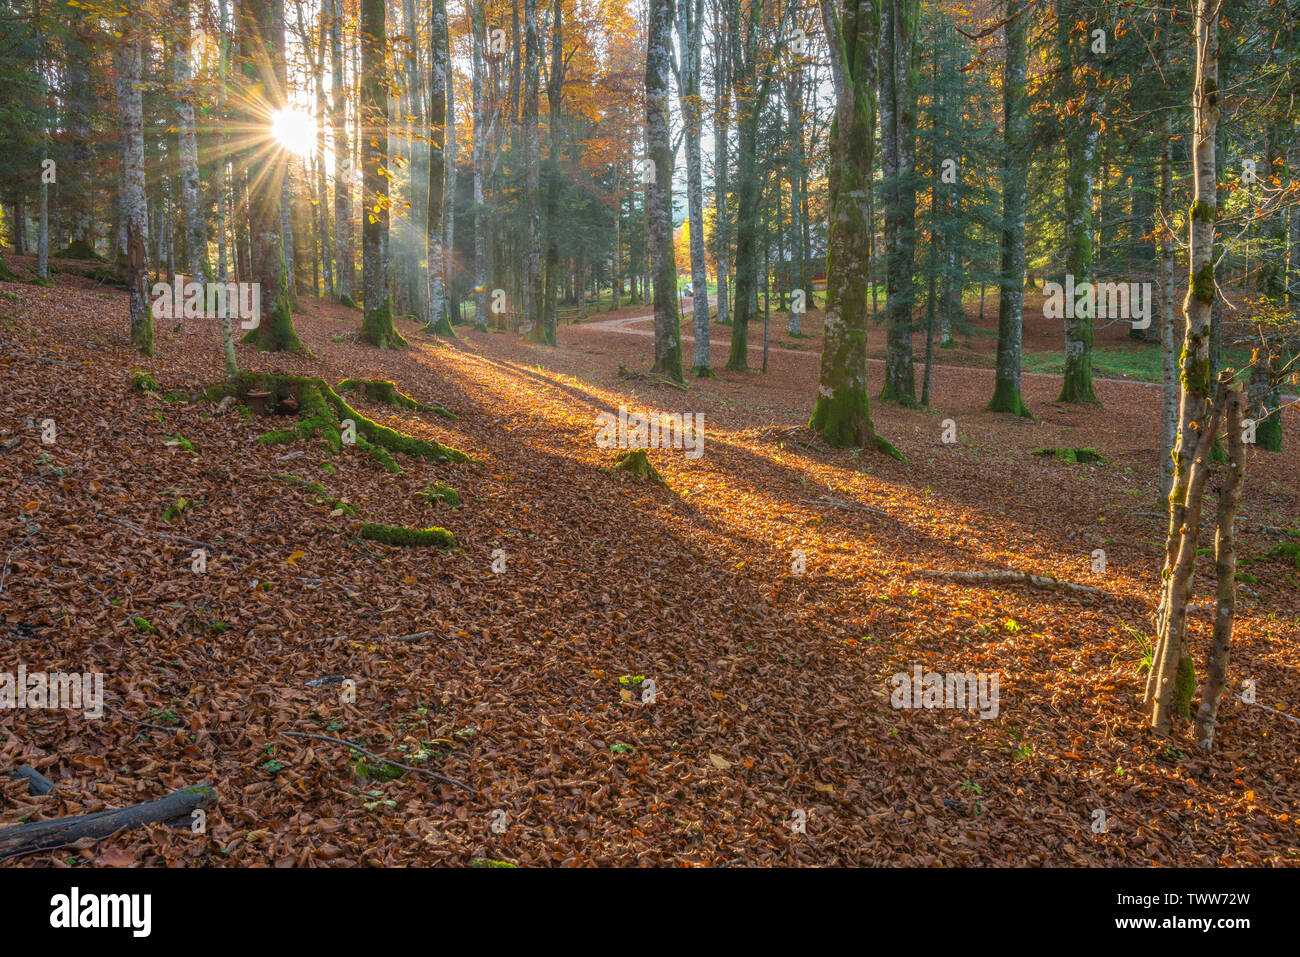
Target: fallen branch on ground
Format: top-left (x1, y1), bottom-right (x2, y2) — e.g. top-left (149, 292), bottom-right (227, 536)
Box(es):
top-left (0, 783), bottom-right (215, 861)
top-left (913, 568), bottom-right (1106, 598)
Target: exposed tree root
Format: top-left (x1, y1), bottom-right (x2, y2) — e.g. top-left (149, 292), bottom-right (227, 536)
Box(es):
top-left (1031, 447), bottom-right (1107, 464)
top-left (358, 522), bottom-right (455, 548)
top-left (203, 372), bottom-right (475, 473)
top-left (337, 377), bottom-right (457, 419)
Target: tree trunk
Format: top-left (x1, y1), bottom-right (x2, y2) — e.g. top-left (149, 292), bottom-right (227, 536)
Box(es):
top-left (332, 0), bottom-right (353, 299)
top-left (878, 0), bottom-right (921, 406)
top-left (988, 0), bottom-right (1030, 417)
top-left (238, 0), bottom-right (300, 352)
top-left (810, 0), bottom-right (893, 458)
top-left (175, 0), bottom-right (206, 283)
top-left (358, 0), bottom-right (404, 348)
top-left (679, 0), bottom-right (711, 374)
top-left (1057, 3), bottom-right (1100, 404)
top-left (1194, 380), bottom-right (1245, 750)
top-left (521, 0), bottom-right (542, 335)
top-left (1147, 0), bottom-right (1221, 733)
top-left (1158, 104), bottom-right (1177, 500)
top-left (471, 0), bottom-right (488, 331)
top-left (427, 0), bottom-right (449, 333)
top-left (713, 3), bottom-right (731, 328)
top-left (114, 21), bottom-right (152, 355)
top-left (646, 0), bottom-right (683, 380)
top-left (536, 0), bottom-right (564, 346)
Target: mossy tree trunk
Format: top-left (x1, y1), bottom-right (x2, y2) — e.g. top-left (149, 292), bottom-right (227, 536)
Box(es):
top-left (810, 0), bottom-right (895, 460)
top-left (239, 0), bottom-right (302, 353)
top-left (988, 0), bottom-right (1029, 417)
top-left (1147, 0), bottom-right (1220, 734)
top-left (1194, 380), bottom-right (1246, 749)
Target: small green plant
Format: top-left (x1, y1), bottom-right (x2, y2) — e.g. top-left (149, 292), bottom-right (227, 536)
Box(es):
top-left (131, 370), bottom-right (159, 393)
top-left (420, 482), bottom-right (461, 507)
top-left (131, 615), bottom-right (158, 634)
top-left (162, 495), bottom-right (190, 522)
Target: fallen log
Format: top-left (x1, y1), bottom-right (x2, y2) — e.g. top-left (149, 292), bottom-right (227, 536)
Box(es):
top-left (0, 783), bottom-right (215, 860)
top-left (914, 568), bottom-right (1106, 598)
top-left (11, 765), bottom-right (55, 795)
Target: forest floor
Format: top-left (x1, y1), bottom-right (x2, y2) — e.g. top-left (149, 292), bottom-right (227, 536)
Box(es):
top-left (1, 252), bottom-right (1297, 866)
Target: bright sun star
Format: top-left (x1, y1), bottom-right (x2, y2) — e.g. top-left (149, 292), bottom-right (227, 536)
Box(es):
top-left (271, 108), bottom-right (316, 157)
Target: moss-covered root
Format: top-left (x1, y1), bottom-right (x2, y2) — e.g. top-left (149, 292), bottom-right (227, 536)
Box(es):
top-left (131, 370), bottom-right (160, 393)
top-left (336, 378), bottom-right (458, 419)
top-left (1031, 447), bottom-right (1106, 464)
top-left (611, 449), bottom-right (666, 485)
top-left (424, 313), bottom-right (457, 338)
top-left (420, 482), bottom-right (461, 507)
top-left (359, 523), bottom-right (455, 548)
top-left (203, 372), bottom-right (476, 468)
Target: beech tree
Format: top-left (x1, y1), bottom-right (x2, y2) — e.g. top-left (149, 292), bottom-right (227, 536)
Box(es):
top-left (810, 0), bottom-right (896, 458)
top-left (988, 0), bottom-right (1031, 417)
top-left (114, 14), bottom-right (152, 356)
top-left (646, 0), bottom-right (683, 380)
top-left (358, 0), bottom-right (405, 348)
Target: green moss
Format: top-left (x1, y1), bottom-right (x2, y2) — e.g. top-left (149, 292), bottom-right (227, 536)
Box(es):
top-left (1031, 447), bottom-right (1106, 464)
top-left (209, 372), bottom-right (475, 467)
top-left (1255, 414), bottom-right (1283, 453)
top-left (1190, 263), bottom-right (1216, 306)
top-left (358, 523), bottom-right (456, 548)
top-left (1190, 200), bottom-right (1216, 225)
top-left (610, 448), bottom-right (666, 485)
top-left (428, 313), bottom-right (457, 338)
top-left (874, 434), bottom-right (906, 462)
top-left (336, 378), bottom-right (457, 419)
top-left (1266, 541), bottom-right (1300, 569)
top-left (988, 379), bottom-right (1033, 418)
top-left (421, 482), bottom-right (461, 507)
top-left (335, 293), bottom-right (360, 310)
top-left (162, 390), bottom-right (190, 403)
top-left (359, 295), bottom-right (408, 350)
top-left (132, 370), bottom-right (160, 393)
top-left (131, 615), bottom-right (158, 635)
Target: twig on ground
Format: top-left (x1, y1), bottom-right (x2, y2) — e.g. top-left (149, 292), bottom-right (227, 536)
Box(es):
top-left (280, 730), bottom-right (477, 796)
